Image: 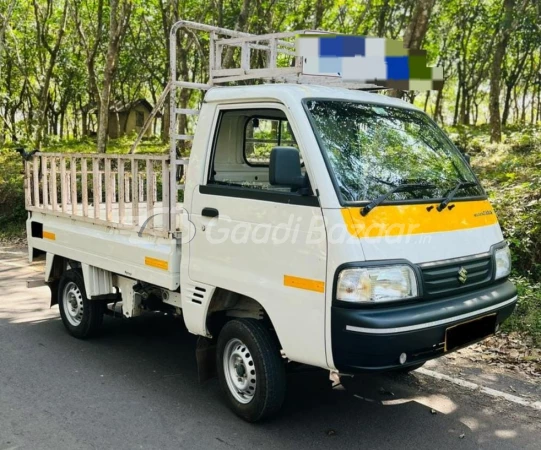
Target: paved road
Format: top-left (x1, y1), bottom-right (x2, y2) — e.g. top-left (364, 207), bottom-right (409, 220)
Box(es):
top-left (1, 246), bottom-right (539, 450)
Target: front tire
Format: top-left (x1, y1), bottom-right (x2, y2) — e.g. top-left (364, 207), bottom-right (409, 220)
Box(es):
top-left (216, 319), bottom-right (286, 422)
top-left (58, 269), bottom-right (104, 339)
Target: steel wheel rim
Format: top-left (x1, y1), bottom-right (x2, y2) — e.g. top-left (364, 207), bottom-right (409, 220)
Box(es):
top-left (223, 338), bottom-right (256, 404)
top-left (63, 281), bottom-right (84, 327)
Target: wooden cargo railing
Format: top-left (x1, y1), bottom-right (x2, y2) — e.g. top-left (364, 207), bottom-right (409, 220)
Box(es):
top-left (24, 153), bottom-right (179, 237)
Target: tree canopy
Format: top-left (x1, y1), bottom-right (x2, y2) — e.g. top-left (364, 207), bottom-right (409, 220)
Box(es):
top-left (0, 0), bottom-right (540, 151)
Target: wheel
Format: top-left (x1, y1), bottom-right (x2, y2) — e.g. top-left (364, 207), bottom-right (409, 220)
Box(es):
top-left (216, 319), bottom-right (286, 422)
top-left (58, 269), bottom-right (104, 339)
top-left (394, 362), bottom-right (425, 374)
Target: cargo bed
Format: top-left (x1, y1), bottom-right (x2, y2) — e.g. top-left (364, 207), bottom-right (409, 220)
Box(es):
top-left (25, 152), bottom-right (183, 291)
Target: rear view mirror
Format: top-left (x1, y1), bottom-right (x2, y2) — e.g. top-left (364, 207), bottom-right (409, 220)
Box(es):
top-left (269, 147), bottom-right (305, 188)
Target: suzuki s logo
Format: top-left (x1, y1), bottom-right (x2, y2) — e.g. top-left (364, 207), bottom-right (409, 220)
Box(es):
top-left (458, 267), bottom-right (468, 284)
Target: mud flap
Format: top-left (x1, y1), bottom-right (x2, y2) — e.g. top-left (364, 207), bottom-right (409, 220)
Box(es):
top-left (47, 280), bottom-right (60, 307)
top-left (196, 336), bottom-right (217, 383)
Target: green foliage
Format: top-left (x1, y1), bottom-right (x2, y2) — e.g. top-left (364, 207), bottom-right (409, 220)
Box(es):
top-left (473, 128), bottom-right (541, 280)
top-left (470, 125), bottom-right (541, 343)
top-left (2, 0), bottom-right (541, 146)
top-left (0, 145), bottom-right (26, 239)
top-left (44, 136), bottom-right (168, 155)
top-left (503, 276), bottom-right (541, 346)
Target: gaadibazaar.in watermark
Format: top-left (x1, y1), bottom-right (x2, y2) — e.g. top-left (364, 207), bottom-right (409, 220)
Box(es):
top-left (134, 208), bottom-right (430, 246)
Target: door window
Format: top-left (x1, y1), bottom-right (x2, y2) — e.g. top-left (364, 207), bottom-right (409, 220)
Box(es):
top-left (203, 107), bottom-right (317, 206)
top-left (244, 117), bottom-right (298, 166)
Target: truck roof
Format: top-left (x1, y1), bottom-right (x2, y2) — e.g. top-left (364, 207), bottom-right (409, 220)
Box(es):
top-left (204, 84), bottom-right (419, 111)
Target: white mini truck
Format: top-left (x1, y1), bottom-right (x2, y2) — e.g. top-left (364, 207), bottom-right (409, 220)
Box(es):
top-left (24, 21), bottom-right (517, 422)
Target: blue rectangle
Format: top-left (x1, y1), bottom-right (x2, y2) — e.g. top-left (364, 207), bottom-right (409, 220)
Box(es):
top-left (319, 57), bottom-right (342, 74)
top-left (386, 56), bottom-right (409, 80)
top-left (343, 36), bottom-right (365, 57)
top-left (320, 36), bottom-right (343, 57)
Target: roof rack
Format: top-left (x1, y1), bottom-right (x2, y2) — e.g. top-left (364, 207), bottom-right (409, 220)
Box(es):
top-left (132, 20), bottom-right (385, 153)
top-left (170, 20), bottom-right (383, 89)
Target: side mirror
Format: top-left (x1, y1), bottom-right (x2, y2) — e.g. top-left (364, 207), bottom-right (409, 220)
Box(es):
top-left (269, 147), bottom-right (305, 188)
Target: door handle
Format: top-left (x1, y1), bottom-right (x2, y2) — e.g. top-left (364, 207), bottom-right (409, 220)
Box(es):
top-left (202, 207), bottom-right (219, 218)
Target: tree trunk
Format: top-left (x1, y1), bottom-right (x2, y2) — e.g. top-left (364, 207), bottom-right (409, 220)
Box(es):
top-left (34, 0), bottom-right (69, 149)
top-left (502, 84), bottom-right (513, 125)
top-left (10, 109), bottom-right (17, 141)
top-left (117, 111), bottom-right (122, 136)
top-left (537, 87), bottom-right (541, 122)
top-left (97, 64), bottom-right (114, 152)
top-left (403, 0), bottom-right (436, 49)
top-left (465, 94), bottom-right (472, 125)
top-left (530, 87), bottom-right (536, 125)
top-left (313, 0), bottom-right (327, 28)
top-left (97, 0), bottom-right (132, 153)
top-left (453, 82), bottom-right (461, 126)
top-left (388, 0), bottom-right (435, 98)
top-left (423, 91), bottom-right (430, 112)
top-left (489, 0), bottom-right (515, 142)
top-left (82, 110), bottom-right (88, 137)
top-left (60, 110), bottom-right (65, 139)
top-left (74, 0), bottom-right (104, 111)
top-left (377, 0), bottom-right (390, 36)
top-left (513, 85), bottom-right (519, 123)
top-left (158, 1), bottom-right (179, 144)
top-left (222, 0), bottom-right (251, 69)
top-left (433, 86), bottom-right (443, 123)
top-left (521, 81), bottom-right (529, 124)
top-left (0, 0), bottom-right (16, 80)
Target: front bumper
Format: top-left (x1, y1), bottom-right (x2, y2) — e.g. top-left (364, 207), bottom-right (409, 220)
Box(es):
top-left (331, 280), bottom-right (517, 373)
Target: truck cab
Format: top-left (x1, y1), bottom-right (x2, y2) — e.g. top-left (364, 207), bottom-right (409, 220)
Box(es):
top-left (184, 84), bottom-right (516, 375)
top-left (24, 21), bottom-right (517, 422)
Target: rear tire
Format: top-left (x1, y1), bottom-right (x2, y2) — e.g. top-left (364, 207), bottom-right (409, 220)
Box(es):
top-left (216, 319), bottom-right (286, 422)
top-left (58, 269), bottom-right (104, 339)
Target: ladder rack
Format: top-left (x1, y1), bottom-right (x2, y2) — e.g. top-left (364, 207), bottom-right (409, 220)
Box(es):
top-left (137, 20), bottom-right (385, 232)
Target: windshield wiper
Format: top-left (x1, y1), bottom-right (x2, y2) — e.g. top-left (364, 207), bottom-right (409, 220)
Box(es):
top-left (361, 183), bottom-right (436, 216)
top-left (436, 181), bottom-right (478, 212)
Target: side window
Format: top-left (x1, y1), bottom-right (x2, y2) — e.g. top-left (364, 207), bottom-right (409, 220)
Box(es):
top-left (208, 108), bottom-right (305, 194)
top-left (244, 117), bottom-right (298, 165)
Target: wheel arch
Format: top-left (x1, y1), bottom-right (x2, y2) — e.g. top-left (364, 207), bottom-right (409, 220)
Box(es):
top-left (206, 288), bottom-right (279, 341)
top-left (195, 287), bottom-right (284, 384)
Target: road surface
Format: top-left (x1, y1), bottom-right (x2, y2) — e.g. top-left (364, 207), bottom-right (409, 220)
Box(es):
top-left (1, 245), bottom-right (539, 450)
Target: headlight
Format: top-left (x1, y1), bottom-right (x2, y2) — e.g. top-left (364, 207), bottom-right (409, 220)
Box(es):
top-left (494, 245), bottom-right (511, 280)
top-left (336, 265), bottom-right (418, 303)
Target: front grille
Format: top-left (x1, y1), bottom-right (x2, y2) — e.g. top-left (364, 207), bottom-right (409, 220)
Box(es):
top-left (419, 253), bottom-right (493, 298)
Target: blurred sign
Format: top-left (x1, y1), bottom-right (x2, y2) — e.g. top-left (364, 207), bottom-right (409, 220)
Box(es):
top-left (297, 34), bottom-right (443, 91)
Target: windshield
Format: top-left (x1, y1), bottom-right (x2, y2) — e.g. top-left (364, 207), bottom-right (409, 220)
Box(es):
top-left (304, 100), bottom-right (484, 204)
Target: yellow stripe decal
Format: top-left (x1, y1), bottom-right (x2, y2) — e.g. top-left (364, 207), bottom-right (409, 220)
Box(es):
top-left (43, 231), bottom-right (56, 240)
top-left (145, 257), bottom-right (169, 271)
top-left (284, 275), bottom-right (325, 293)
top-left (342, 200), bottom-right (499, 238)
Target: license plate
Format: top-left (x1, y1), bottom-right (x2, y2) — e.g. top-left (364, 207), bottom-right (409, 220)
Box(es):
top-left (445, 314), bottom-right (497, 352)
